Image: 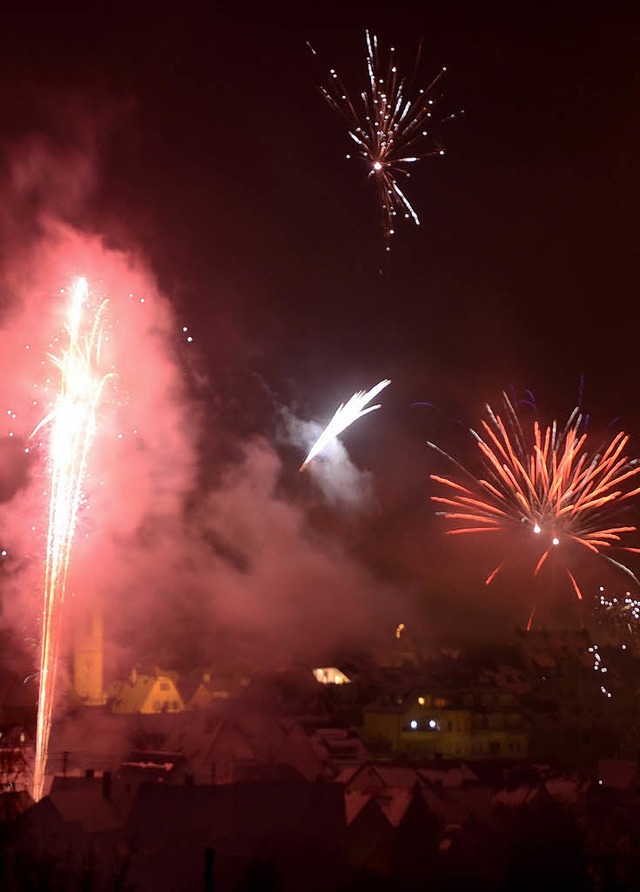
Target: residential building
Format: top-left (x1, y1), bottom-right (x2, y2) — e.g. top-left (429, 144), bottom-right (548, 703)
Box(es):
top-left (362, 688), bottom-right (528, 759)
top-left (106, 668), bottom-right (184, 714)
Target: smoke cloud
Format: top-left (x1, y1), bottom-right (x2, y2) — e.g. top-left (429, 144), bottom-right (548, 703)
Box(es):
top-left (0, 107), bottom-right (400, 689)
top-left (281, 408), bottom-right (376, 509)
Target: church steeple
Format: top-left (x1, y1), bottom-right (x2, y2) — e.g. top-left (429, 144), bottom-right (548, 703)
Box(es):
top-left (72, 602), bottom-right (106, 706)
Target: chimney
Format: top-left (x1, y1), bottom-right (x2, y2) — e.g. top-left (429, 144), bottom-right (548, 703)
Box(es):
top-left (102, 770), bottom-right (112, 801)
top-left (204, 847), bottom-right (215, 892)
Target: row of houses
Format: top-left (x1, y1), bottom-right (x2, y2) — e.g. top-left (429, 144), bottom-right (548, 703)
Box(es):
top-left (2, 750), bottom-right (628, 890)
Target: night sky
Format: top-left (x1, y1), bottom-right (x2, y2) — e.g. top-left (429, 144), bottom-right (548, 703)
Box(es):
top-left (0, 9), bottom-right (639, 648)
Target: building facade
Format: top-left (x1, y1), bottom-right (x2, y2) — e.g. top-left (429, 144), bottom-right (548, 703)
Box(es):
top-left (362, 689), bottom-right (528, 759)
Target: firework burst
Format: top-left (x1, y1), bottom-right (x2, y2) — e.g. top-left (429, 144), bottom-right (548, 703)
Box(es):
top-left (300, 378), bottom-right (391, 470)
top-left (320, 30), bottom-right (456, 249)
top-left (429, 394), bottom-right (640, 602)
top-left (32, 278), bottom-right (113, 801)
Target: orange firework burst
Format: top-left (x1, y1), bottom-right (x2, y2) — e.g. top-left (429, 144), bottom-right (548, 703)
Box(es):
top-left (429, 395), bottom-right (640, 601)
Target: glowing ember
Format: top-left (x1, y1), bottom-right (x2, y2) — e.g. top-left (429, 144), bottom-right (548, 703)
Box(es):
top-left (32, 278), bottom-right (113, 801)
top-left (300, 379), bottom-right (391, 470)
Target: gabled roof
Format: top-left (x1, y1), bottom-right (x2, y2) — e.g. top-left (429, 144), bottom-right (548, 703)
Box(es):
top-left (309, 727), bottom-right (369, 771)
top-left (163, 715), bottom-right (268, 784)
top-left (418, 763), bottom-right (479, 788)
top-left (376, 787), bottom-right (413, 827)
top-left (342, 763), bottom-right (419, 794)
top-left (346, 794), bottom-right (393, 836)
top-left (375, 766), bottom-right (420, 790)
top-left (493, 784), bottom-right (541, 807)
top-left (344, 791), bottom-right (370, 825)
top-left (0, 789), bottom-right (31, 821)
top-left (14, 795), bottom-right (84, 845)
top-left (334, 764), bottom-right (361, 786)
top-left (232, 762), bottom-right (305, 784)
top-left (444, 785), bottom-right (494, 822)
top-left (109, 674), bottom-right (184, 714)
top-left (48, 788), bottom-right (120, 833)
top-left (276, 724), bottom-right (322, 782)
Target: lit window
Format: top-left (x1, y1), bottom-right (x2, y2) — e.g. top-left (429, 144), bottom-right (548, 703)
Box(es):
top-left (418, 697), bottom-right (425, 705)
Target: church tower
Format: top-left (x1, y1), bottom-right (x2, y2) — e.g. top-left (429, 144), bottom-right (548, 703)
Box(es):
top-left (72, 602), bottom-right (106, 706)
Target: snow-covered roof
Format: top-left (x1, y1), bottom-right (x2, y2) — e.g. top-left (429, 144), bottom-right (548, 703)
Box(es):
top-left (419, 763), bottom-right (478, 788)
top-left (493, 784), bottom-right (540, 807)
top-left (344, 791), bottom-right (370, 825)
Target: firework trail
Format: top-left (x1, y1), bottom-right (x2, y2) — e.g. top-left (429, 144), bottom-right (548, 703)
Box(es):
top-left (32, 278), bottom-right (112, 801)
top-left (429, 394), bottom-right (640, 603)
top-left (320, 30), bottom-right (456, 249)
top-left (300, 379), bottom-right (391, 470)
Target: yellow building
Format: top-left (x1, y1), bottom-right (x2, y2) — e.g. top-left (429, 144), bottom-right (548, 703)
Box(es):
top-left (107, 668), bottom-right (184, 714)
top-left (312, 667), bottom-right (351, 685)
top-left (362, 690), bottom-right (528, 759)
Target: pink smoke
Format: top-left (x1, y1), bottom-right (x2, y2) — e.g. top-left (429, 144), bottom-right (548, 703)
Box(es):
top-left (0, 133), bottom-right (400, 685)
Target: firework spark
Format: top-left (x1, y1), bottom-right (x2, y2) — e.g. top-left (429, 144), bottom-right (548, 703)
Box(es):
top-left (300, 379), bottom-right (391, 470)
top-left (595, 586), bottom-right (640, 652)
top-left (429, 394), bottom-right (640, 602)
top-left (32, 278), bottom-right (112, 801)
top-left (321, 30), bottom-right (455, 249)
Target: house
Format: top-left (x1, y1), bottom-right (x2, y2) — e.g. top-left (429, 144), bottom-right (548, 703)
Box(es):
top-left (6, 795), bottom-right (85, 887)
top-left (341, 763), bottom-right (419, 796)
top-left (177, 670), bottom-right (241, 710)
top-left (0, 727), bottom-right (33, 794)
top-left (312, 667), bottom-right (351, 685)
top-left (277, 723), bottom-right (324, 781)
top-left (299, 722), bottom-right (369, 778)
top-left (107, 669), bottom-right (184, 715)
top-left (123, 780), bottom-right (347, 892)
top-left (362, 688), bottom-right (528, 759)
top-left (345, 796), bottom-right (395, 875)
top-left (163, 713), bottom-right (264, 785)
